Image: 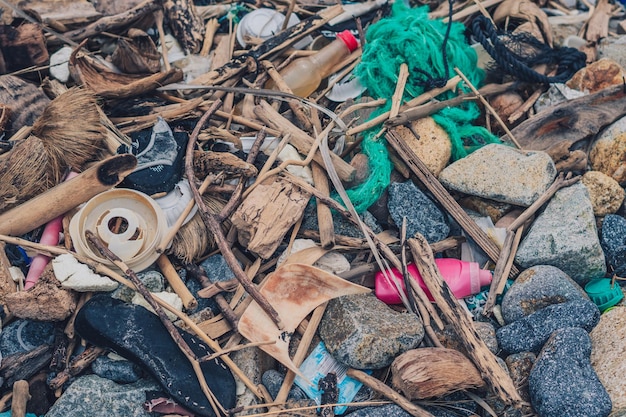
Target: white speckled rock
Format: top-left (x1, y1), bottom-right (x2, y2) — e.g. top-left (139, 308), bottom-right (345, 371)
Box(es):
top-left (132, 291), bottom-right (183, 320)
top-left (515, 183), bottom-right (606, 286)
top-left (590, 306), bottom-right (626, 417)
top-left (438, 144), bottom-right (556, 206)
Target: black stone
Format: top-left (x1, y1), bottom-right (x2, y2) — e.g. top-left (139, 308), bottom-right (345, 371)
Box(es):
top-left (496, 299), bottom-right (600, 354)
top-left (387, 181), bottom-right (449, 243)
top-left (74, 295), bottom-right (236, 417)
top-left (529, 327), bottom-right (612, 417)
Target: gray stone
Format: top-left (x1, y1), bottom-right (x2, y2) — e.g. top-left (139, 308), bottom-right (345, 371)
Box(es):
top-left (45, 374), bottom-right (159, 417)
top-left (345, 404), bottom-right (412, 417)
top-left (496, 299), bottom-right (600, 354)
top-left (601, 214), bottom-right (626, 276)
top-left (590, 306), bottom-right (626, 416)
top-left (438, 144), bottom-right (556, 206)
top-left (515, 183), bottom-right (606, 285)
top-left (501, 265), bottom-right (589, 324)
top-left (387, 181), bottom-right (449, 243)
top-left (319, 293), bottom-right (425, 369)
top-left (91, 355), bottom-right (143, 384)
top-left (0, 319), bottom-right (55, 357)
top-left (261, 370), bottom-right (310, 401)
top-left (529, 327), bottom-right (612, 417)
top-left (111, 269), bottom-right (165, 302)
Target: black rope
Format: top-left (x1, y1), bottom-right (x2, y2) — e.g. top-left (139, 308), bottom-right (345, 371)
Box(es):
top-left (471, 15), bottom-right (587, 84)
top-left (413, 0), bottom-right (455, 91)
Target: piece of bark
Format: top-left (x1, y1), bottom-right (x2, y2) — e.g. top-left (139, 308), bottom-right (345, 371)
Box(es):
top-left (4, 265), bottom-right (78, 321)
top-left (312, 162), bottom-right (335, 249)
top-left (0, 24), bottom-right (48, 74)
top-left (111, 28), bottom-right (161, 74)
top-left (48, 346), bottom-right (106, 390)
top-left (230, 175), bottom-right (311, 259)
top-left (193, 150), bottom-right (258, 178)
top-left (407, 235), bottom-right (523, 407)
top-left (391, 347), bottom-right (485, 400)
top-left (163, 0), bottom-right (205, 54)
top-left (18, 0), bottom-right (101, 26)
top-left (0, 154), bottom-right (137, 236)
top-left (583, 0), bottom-right (611, 44)
top-left (0, 345), bottom-right (52, 389)
top-left (509, 84), bottom-right (626, 160)
top-left (69, 44), bottom-right (183, 99)
top-left (60, 0), bottom-right (159, 43)
top-left (0, 75), bottom-right (50, 134)
top-left (254, 100), bottom-right (356, 183)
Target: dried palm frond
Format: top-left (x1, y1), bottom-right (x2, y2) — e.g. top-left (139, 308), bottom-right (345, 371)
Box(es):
top-left (0, 136), bottom-right (56, 213)
top-left (32, 88), bottom-right (107, 171)
top-left (169, 194), bottom-right (229, 263)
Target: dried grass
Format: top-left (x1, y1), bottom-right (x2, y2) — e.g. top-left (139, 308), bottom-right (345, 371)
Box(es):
top-left (169, 194), bottom-right (229, 263)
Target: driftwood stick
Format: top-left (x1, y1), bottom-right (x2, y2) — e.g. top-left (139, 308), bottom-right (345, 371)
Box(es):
top-left (157, 254), bottom-right (198, 310)
top-left (347, 76), bottom-right (461, 136)
top-left (346, 369), bottom-right (435, 417)
top-left (0, 154), bottom-right (137, 236)
top-left (85, 231), bottom-right (224, 417)
top-left (385, 130), bottom-right (517, 275)
top-left (483, 172), bottom-right (581, 312)
top-left (312, 162), bottom-right (336, 249)
top-left (186, 263), bottom-right (239, 329)
top-left (48, 346), bottom-right (106, 390)
top-left (389, 63), bottom-right (409, 119)
top-left (385, 81), bottom-right (515, 128)
top-left (62, 0), bottom-right (160, 42)
top-left (185, 101), bottom-right (284, 330)
top-left (10, 380), bottom-right (30, 417)
top-left (407, 234), bottom-right (523, 407)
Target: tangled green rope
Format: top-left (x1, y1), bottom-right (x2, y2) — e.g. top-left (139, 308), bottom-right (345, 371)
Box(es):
top-left (343, 2), bottom-right (500, 213)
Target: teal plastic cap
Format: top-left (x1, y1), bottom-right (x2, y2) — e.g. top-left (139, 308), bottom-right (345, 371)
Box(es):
top-left (585, 278), bottom-right (624, 312)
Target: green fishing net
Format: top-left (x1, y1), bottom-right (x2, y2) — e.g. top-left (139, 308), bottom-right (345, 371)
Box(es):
top-left (342, 2), bottom-right (500, 213)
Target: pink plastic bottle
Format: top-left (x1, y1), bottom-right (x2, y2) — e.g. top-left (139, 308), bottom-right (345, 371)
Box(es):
top-left (375, 258), bottom-right (493, 304)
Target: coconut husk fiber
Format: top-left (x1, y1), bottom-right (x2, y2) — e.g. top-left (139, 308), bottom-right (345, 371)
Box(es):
top-left (0, 88), bottom-right (107, 213)
top-left (168, 194), bottom-right (229, 264)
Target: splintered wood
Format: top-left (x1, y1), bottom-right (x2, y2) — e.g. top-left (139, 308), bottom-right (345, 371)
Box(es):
top-left (231, 175), bottom-right (311, 259)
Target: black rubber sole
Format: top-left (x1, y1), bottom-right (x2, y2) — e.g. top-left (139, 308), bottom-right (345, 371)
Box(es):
top-left (75, 295), bottom-right (236, 417)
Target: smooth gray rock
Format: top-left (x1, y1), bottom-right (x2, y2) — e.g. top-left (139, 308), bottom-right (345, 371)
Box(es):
top-left (112, 269), bottom-right (165, 302)
top-left (92, 355), bottom-right (143, 384)
top-left (0, 319), bottom-right (54, 357)
top-left (496, 299), bottom-right (600, 354)
top-left (529, 327), bottom-right (612, 417)
top-left (45, 374), bottom-right (159, 417)
top-left (600, 214), bottom-right (626, 276)
top-left (319, 293), bottom-right (424, 369)
top-left (438, 144), bottom-right (556, 206)
top-left (515, 183), bottom-right (606, 285)
top-left (345, 392), bottom-right (477, 417)
top-left (387, 181), bottom-right (449, 243)
top-left (501, 265), bottom-right (589, 324)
